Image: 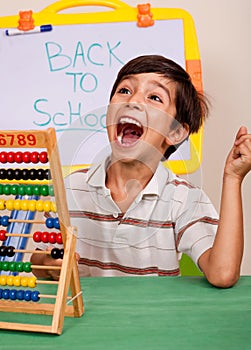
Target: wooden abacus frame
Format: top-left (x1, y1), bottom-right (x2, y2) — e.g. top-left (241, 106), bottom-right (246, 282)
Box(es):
top-left (0, 128), bottom-right (84, 335)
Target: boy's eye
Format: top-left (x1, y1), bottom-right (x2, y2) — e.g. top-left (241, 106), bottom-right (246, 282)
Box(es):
top-left (149, 95), bottom-right (163, 103)
top-left (117, 87), bottom-right (131, 94)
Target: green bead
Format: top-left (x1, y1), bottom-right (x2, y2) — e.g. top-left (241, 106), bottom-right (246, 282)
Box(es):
top-left (48, 186), bottom-right (54, 196)
top-left (25, 185), bottom-right (33, 196)
top-left (40, 185), bottom-right (49, 196)
top-left (10, 184), bottom-right (19, 195)
top-left (2, 261), bottom-right (9, 271)
top-left (16, 262), bottom-right (24, 272)
top-left (23, 262), bottom-right (32, 273)
top-left (9, 261), bottom-right (16, 272)
top-left (33, 185), bottom-right (40, 196)
top-left (18, 184), bottom-right (26, 196)
top-left (3, 184), bottom-right (11, 195)
top-left (0, 184), bottom-right (3, 195)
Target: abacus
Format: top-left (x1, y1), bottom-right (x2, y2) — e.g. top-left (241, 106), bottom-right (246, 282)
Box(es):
top-left (0, 128), bottom-right (84, 335)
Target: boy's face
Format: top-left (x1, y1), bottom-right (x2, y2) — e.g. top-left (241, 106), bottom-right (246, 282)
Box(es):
top-left (106, 73), bottom-right (178, 164)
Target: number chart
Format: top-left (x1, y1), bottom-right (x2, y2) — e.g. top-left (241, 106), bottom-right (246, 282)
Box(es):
top-left (0, 128), bottom-right (84, 335)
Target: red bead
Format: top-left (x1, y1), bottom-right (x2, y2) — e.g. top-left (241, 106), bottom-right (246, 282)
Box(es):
top-left (7, 152), bottom-right (15, 163)
top-left (56, 232), bottom-right (63, 244)
top-left (30, 151), bottom-right (39, 164)
top-left (41, 232), bottom-right (49, 243)
top-left (14, 151), bottom-right (23, 163)
top-left (48, 232), bottom-right (57, 244)
top-left (33, 231), bottom-right (41, 243)
top-left (0, 230), bottom-right (7, 241)
top-left (0, 152), bottom-right (7, 163)
top-left (22, 151), bottom-right (30, 163)
top-left (39, 151), bottom-right (48, 163)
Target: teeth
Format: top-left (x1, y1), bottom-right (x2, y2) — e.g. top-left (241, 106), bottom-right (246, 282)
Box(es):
top-left (119, 117), bottom-right (142, 128)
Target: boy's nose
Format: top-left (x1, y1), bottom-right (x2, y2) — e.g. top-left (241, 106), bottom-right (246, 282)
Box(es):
top-left (125, 101), bottom-right (145, 112)
top-left (126, 92), bottom-right (145, 110)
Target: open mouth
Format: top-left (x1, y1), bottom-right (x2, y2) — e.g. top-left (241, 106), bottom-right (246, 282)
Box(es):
top-left (117, 117), bottom-right (144, 146)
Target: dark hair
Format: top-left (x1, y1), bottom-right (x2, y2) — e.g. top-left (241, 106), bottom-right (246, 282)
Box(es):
top-left (109, 55), bottom-right (209, 159)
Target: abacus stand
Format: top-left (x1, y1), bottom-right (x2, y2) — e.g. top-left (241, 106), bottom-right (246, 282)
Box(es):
top-left (0, 128), bottom-right (84, 335)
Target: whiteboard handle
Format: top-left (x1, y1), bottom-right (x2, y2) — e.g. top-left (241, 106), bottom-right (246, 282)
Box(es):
top-left (41, 0), bottom-right (132, 14)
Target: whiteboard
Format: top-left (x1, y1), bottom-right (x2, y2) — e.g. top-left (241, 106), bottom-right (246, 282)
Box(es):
top-left (0, 2), bottom-right (203, 174)
top-left (0, 20), bottom-right (187, 165)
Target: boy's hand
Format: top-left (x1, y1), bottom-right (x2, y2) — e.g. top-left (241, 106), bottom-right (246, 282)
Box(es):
top-left (43, 246), bottom-right (80, 280)
top-left (224, 126), bottom-right (251, 181)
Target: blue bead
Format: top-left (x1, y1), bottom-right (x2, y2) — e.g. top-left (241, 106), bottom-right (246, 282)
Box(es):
top-left (31, 291), bottom-right (40, 302)
top-left (0, 288), bottom-right (2, 298)
top-left (9, 289), bottom-right (17, 300)
top-left (54, 218), bottom-right (60, 229)
top-left (1, 216), bottom-right (9, 227)
top-left (24, 290), bottom-right (31, 301)
top-left (45, 217), bottom-right (54, 229)
top-left (16, 290), bottom-right (24, 300)
top-left (2, 289), bottom-right (10, 299)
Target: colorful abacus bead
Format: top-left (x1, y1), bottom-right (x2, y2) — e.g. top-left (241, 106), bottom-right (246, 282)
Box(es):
top-left (7, 152), bottom-right (15, 163)
top-left (23, 262), bottom-right (32, 273)
top-left (51, 248), bottom-right (64, 259)
top-left (31, 291), bottom-right (40, 302)
top-left (1, 216), bottom-right (9, 227)
top-left (39, 151), bottom-right (48, 163)
top-left (0, 246), bottom-right (6, 256)
top-left (33, 231), bottom-right (41, 243)
top-left (0, 229), bottom-right (7, 240)
top-left (2, 289), bottom-right (10, 299)
top-left (24, 290), bottom-right (31, 301)
top-left (0, 152), bottom-right (7, 163)
top-left (9, 289), bottom-right (17, 300)
top-left (30, 151), bottom-right (39, 163)
top-left (14, 151), bottom-right (23, 163)
top-left (6, 246), bottom-right (15, 257)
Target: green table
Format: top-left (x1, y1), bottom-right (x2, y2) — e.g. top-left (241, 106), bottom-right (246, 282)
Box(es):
top-left (1, 276), bottom-right (251, 350)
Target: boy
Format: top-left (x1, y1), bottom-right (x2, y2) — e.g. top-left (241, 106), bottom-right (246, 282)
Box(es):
top-left (31, 55), bottom-right (251, 288)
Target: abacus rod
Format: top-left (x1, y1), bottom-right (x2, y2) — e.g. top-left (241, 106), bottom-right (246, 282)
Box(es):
top-left (14, 249), bottom-right (51, 254)
top-left (8, 219), bottom-right (45, 224)
top-left (39, 294), bottom-right (72, 300)
top-left (5, 233), bottom-right (34, 238)
top-left (36, 279), bottom-right (58, 285)
top-left (31, 265), bottom-right (61, 270)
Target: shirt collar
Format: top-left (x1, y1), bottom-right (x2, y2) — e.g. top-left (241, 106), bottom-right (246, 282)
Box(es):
top-left (87, 156), bottom-right (169, 197)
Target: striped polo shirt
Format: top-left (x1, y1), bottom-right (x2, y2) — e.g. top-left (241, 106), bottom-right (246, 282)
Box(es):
top-left (63, 156), bottom-right (219, 277)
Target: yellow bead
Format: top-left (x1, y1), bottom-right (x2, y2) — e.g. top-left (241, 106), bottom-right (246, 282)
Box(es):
top-left (36, 200), bottom-right (44, 212)
top-left (28, 276), bottom-right (36, 288)
top-left (20, 276), bottom-right (29, 287)
top-left (0, 275), bottom-right (7, 286)
top-left (28, 200), bottom-right (37, 211)
top-left (6, 275), bottom-right (14, 286)
top-left (43, 200), bottom-right (52, 213)
top-left (13, 199), bottom-right (21, 211)
top-left (5, 199), bottom-right (14, 211)
top-left (13, 275), bottom-right (21, 287)
top-left (20, 199), bottom-right (29, 211)
top-left (0, 199), bottom-right (5, 210)
top-left (51, 201), bottom-right (57, 213)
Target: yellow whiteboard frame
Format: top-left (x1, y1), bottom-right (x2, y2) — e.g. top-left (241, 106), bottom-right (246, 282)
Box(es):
top-left (0, 0), bottom-right (204, 175)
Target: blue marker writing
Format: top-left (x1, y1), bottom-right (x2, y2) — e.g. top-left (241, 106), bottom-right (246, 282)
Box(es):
top-left (5, 24), bottom-right (52, 36)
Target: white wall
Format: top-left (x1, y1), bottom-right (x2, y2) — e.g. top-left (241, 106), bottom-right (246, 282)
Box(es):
top-left (1, 0), bottom-right (251, 274)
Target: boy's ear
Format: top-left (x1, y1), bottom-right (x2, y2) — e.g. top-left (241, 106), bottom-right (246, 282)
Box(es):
top-left (165, 123), bottom-right (189, 146)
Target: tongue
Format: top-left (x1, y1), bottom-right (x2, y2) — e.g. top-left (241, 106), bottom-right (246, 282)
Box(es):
top-left (122, 126), bottom-right (141, 144)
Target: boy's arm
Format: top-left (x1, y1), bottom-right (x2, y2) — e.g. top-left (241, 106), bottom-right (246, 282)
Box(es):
top-left (198, 126), bottom-right (251, 288)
